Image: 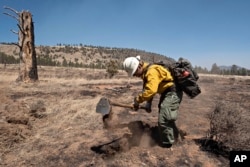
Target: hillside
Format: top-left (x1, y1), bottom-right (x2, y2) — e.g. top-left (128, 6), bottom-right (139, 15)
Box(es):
top-left (2, 44), bottom-right (249, 76)
top-left (0, 44), bottom-right (175, 68)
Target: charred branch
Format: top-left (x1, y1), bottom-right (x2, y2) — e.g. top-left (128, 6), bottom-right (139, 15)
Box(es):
top-left (4, 6), bottom-right (19, 15)
top-left (11, 29), bottom-right (18, 34)
top-left (17, 24), bottom-right (25, 35)
top-left (11, 42), bottom-right (21, 49)
top-left (3, 12), bottom-right (18, 21)
top-left (3, 6), bottom-right (19, 21)
top-left (1, 42), bottom-right (21, 49)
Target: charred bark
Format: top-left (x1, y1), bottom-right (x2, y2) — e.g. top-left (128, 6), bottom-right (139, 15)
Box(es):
top-left (4, 7), bottom-right (38, 82)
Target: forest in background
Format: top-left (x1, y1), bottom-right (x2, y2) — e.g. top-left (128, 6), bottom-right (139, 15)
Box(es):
top-left (0, 43), bottom-right (249, 76)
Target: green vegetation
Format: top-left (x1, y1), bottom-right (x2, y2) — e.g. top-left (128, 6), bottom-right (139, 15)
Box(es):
top-left (0, 52), bottom-right (19, 64)
top-left (209, 63), bottom-right (249, 76)
top-left (1, 44), bottom-right (249, 76)
top-left (106, 60), bottom-right (119, 78)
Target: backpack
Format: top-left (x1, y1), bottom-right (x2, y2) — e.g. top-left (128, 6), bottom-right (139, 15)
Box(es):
top-left (155, 58), bottom-right (201, 98)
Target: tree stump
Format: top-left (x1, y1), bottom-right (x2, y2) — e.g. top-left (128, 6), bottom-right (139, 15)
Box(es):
top-left (4, 7), bottom-right (38, 82)
top-left (17, 11), bottom-right (38, 82)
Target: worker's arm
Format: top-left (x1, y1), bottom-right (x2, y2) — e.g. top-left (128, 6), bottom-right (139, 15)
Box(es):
top-left (136, 68), bottom-right (160, 103)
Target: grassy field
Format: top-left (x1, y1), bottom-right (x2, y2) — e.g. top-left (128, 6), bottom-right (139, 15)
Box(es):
top-left (1, 64), bottom-right (249, 167)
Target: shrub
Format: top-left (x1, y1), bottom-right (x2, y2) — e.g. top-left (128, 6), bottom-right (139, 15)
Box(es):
top-left (208, 101), bottom-right (250, 151)
top-left (106, 60), bottom-right (119, 78)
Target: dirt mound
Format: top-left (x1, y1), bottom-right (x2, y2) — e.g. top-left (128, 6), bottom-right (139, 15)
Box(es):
top-left (91, 121), bottom-right (159, 157)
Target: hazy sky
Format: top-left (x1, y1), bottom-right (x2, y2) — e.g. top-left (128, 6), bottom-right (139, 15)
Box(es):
top-left (0, 0), bottom-right (250, 70)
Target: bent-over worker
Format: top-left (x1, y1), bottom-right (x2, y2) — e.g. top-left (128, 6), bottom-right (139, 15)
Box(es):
top-left (123, 56), bottom-right (183, 148)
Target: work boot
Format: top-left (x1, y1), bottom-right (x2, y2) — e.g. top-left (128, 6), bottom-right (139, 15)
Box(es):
top-left (160, 143), bottom-right (172, 148)
top-left (160, 144), bottom-right (173, 151)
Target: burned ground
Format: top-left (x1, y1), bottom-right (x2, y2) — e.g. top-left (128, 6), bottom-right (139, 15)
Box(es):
top-left (0, 65), bottom-right (249, 167)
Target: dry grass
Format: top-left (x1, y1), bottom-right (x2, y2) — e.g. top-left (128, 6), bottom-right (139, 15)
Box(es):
top-left (1, 65), bottom-right (249, 167)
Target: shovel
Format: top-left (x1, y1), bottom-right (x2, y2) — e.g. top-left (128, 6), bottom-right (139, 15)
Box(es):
top-left (96, 97), bottom-right (147, 116)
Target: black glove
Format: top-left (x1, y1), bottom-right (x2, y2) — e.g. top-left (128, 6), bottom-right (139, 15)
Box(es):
top-left (133, 97), bottom-right (139, 111)
top-left (144, 102), bottom-right (152, 113)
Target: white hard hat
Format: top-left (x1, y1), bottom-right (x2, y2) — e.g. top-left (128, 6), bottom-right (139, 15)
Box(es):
top-left (123, 56), bottom-right (140, 77)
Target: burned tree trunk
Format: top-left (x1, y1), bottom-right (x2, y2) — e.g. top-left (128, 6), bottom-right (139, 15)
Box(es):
top-left (4, 7), bottom-right (38, 82)
top-left (17, 11), bottom-right (38, 82)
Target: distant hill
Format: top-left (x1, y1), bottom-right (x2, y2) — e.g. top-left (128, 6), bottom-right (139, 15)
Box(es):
top-left (1, 44), bottom-right (248, 73)
top-left (0, 44), bottom-right (175, 68)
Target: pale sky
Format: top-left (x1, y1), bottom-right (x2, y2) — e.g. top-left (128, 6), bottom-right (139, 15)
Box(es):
top-left (1, 0), bottom-right (250, 70)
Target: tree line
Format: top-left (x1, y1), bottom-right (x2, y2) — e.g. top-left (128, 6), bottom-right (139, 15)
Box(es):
top-left (1, 47), bottom-right (249, 76)
top-left (193, 63), bottom-right (249, 76)
top-left (0, 52), bottom-right (19, 64)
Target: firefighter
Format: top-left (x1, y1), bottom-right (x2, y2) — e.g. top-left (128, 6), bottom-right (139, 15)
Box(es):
top-left (123, 56), bottom-right (183, 148)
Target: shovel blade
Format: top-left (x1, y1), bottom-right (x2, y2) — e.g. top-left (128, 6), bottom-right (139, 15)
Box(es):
top-left (96, 97), bottom-right (111, 116)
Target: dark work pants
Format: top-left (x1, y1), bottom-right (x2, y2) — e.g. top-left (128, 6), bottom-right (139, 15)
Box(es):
top-left (158, 91), bottom-right (182, 145)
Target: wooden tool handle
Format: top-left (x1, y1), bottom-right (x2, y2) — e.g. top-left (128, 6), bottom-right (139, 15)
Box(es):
top-left (110, 101), bottom-right (133, 109)
top-left (110, 101), bottom-right (147, 110)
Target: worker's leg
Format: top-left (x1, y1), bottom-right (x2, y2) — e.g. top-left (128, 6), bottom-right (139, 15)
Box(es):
top-left (158, 92), bottom-right (181, 147)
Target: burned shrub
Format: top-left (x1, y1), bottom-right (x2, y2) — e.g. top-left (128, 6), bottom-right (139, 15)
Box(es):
top-left (207, 101), bottom-right (250, 151)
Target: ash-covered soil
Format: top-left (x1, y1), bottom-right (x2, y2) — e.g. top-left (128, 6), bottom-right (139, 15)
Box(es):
top-left (1, 66), bottom-right (249, 167)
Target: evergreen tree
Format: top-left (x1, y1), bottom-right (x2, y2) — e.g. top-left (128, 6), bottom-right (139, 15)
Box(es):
top-left (211, 63), bottom-right (220, 74)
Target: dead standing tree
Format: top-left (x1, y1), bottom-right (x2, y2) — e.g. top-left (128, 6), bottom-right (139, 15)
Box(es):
top-left (4, 6), bottom-right (38, 82)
